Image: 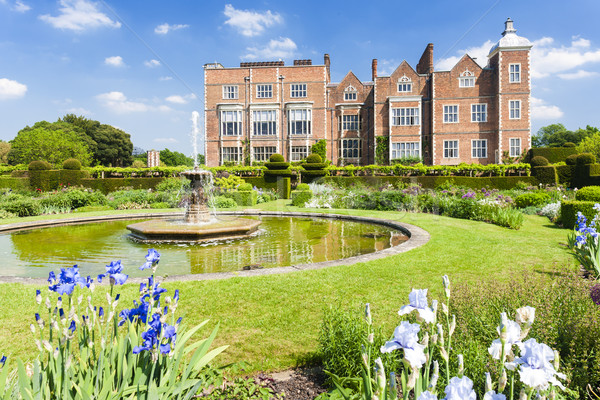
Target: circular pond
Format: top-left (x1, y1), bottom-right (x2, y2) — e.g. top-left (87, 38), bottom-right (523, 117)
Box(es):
top-left (0, 215), bottom-right (408, 279)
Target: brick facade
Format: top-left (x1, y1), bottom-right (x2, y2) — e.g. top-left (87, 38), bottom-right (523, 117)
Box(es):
top-left (203, 19), bottom-right (532, 167)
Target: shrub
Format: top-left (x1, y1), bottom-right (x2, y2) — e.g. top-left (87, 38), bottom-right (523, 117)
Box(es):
top-left (269, 153), bottom-right (284, 162)
top-left (566, 154), bottom-right (578, 165)
top-left (532, 166), bottom-right (558, 185)
top-left (296, 183), bottom-right (310, 191)
top-left (306, 153), bottom-right (323, 164)
top-left (155, 177), bottom-right (188, 192)
top-left (561, 200), bottom-right (598, 229)
top-left (214, 174), bottom-right (244, 190)
top-left (530, 156), bottom-right (549, 167)
top-left (264, 162), bottom-right (290, 170)
top-left (577, 152), bottom-right (597, 165)
top-left (232, 190), bottom-right (257, 206)
top-left (28, 160), bottom-right (51, 170)
top-left (514, 192), bottom-right (551, 208)
top-left (575, 185), bottom-right (600, 202)
top-left (564, 142), bottom-right (576, 147)
top-left (237, 182), bottom-right (253, 191)
top-left (212, 195), bottom-right (237, 208)
top-left (1, 197), bottom-right (42, 216)
top-left (149, 201), bottom-right (170, 209)
top-left (62, 158), bottom-right (81, 170)
top-left (291, 189), bottom-right (312, 207)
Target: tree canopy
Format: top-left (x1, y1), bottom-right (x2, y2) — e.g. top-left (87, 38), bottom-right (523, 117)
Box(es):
top-left (159, 148), bottom-right (195, 167)
top-left (532, 123), bottom-right (598, 147)
top-left (7, 122), bottom-right (92, 166)
top-left (59, 114), bottom-right (133, 167)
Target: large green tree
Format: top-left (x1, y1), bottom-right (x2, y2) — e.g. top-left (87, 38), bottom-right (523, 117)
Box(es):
top-left (7, 122), bottom-right (92, 166)
top-left (532, 123), bottom-right (597, 147)
top-left (159, 148), bottom-right (194, 167)
top-left (59, 114), bottom-right (133, 167)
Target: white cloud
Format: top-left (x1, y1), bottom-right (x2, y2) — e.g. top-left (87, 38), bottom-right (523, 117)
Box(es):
top-left (153, 137), bottom-right (178, 144)
top-left (435, 40), bottom-right (494, 71)
top-left (531, 97), bottom-right (564, 120)
top-left (531, 36), bottom-right (600, 78)
top-left (223, 4), bottom-right (282, 37)
top-left (244, 37), bottom-right (297, 60)
top-left (104, 56), bottom-right (124, 67)
top-left (13, 1), bottom-right (30, 12)
top-left (557, 69), bottom-right (599, 80)
top-left (66, 107), bottom-right (92, 115)
top-left (144, 59), bottom-right (161, 68)
top-left (96, 91), bottom-right (172, 114)
top-left (159, 76), bottom-right (173, 81)
top-left (39, 0), bottom-right (121, 32)
top-left (0, 78), bottom-right (27, 100)
top-left (154, 23), bottom-right (189, 35)
top-left (165, 93), bottom-right (197, 104)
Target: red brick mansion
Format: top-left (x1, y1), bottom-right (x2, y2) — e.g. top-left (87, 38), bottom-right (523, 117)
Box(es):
top-left (203, 18), bottom-right (532, 167)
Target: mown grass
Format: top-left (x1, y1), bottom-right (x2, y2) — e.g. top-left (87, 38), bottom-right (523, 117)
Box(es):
top-left (0, 201), bottom-right (574, 372)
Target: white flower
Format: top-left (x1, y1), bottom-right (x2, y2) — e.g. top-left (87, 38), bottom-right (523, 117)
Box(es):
top-left (399, 289), bottom-right (436, 323)
top-left (443, 376), bottom-right (476, 400)
top-left (515, 306), bottom-right (535, 326)
top-left (514, 339), bottom-right (565, 391)
top-left (484, 391), bottom-right (506, 400)
top-left (418, 392), bottom-right (438, 400)
top-left (381, 321), bottom-right (427, 369)
top-left (489, 314), bottom-right (522, 360)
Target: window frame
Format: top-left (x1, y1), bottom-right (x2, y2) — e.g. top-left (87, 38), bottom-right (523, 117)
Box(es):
top-left (391, 142), bottom-right (420, 159)
top-left (288, 108), bottom-right (312, 135)
top-left (392, 107), bottom-right (420, 126)
top-left (289, 83), bottom-right (307, 98)
top-left (344, 86), bottom-right (357, 101)
top-left (222, 85), bottom-right (239, 100)
top-left (253, 146), bottom-right (277, 162)
top-left (443, 140), bottom-right (459, 159)
top-left (471, 139), bottom-right (488, 159)
top-left (509, 100), bottom-right (521, 120)
top-left (220, 110), bottom-right (242, 136)
top-left (443, 105), bottom-right (459, 123)
top-left (340, 139), bottom-right (361, 159)
top-left (341, 114), bottom-right (360, 131)
top-left (221, 147), bottom-right (241, 164)
top-left (252, 109), bottom-right (277, 136)
top-left (471, 103), bottom-right (488, 123)
top-left (256, 84), bottom-right (273, 99)
top-left (290, 146), bottom-right (309, 162)
top-left (397, 75), bottom-right (412, 93)
top-left (509, 63), bottom-right (521, 83)
top-left (509, 138), bottom-right (521, 157)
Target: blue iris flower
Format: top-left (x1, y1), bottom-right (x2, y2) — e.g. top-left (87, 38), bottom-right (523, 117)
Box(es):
top-left (68, 320), bottom-right (76, 333)
top-left (98, 260), bottom-right (128, 286)
top-left (0, 355), bottom-right (6, 368)
top-left (48, 265), bottom-right (92, 296)
top-left (118, 298), bottom-right (150, 326)
top-left (140, 249), bottom-right (161, 271)
top-left (132, 314), bottom-right (177, 355)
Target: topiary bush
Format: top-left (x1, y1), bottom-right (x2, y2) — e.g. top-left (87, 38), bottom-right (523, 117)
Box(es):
top-left (291, 189), bottom-right (312, 207)
top-left (269, 153), bottom-right (284, 163)
top-left (296, 183), bottom-right (310, 191)
top-left (305, 153), bottom-right (322, 164)
top-left (530, 156), bottom-right (549, 167)
top-left (62, 158), bottom-right (81, 170)
top-left (575, 186), bottom-right (600, 202)
top-left (577, 152), bottom-right (597, 165)
top-left (565, 154), bottom-right (578, 166)
top-left (237, 183), bottom-right (253, 192)
top-left (563, 142), bottom-right (576, 147)
top-left (28, 160), bottom-right (52, 171)
top-left (514, 192), bottom-right (551, 208)
top-left (212, 196), bottom-right (237, 208)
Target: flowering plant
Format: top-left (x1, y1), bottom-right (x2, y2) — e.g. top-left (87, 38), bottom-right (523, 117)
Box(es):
top-left (567, 207), bottom-right (600, 279)
top-left (0, 249), bottom-right (227, 399)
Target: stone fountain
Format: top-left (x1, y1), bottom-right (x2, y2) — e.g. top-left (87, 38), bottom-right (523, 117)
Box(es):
top-left (126, 112), bottom-right (261, 243)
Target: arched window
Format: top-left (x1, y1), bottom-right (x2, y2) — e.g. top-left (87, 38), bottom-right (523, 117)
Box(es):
top-left (344, 85), bottom-right (357, 101)
top-left (398, 75), bottom-right (412, 92)
top-left (459, 69), bottom-right (475, 87)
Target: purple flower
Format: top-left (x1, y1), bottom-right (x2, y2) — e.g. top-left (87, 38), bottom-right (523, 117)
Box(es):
top-left (590, 284), bottom-right (600, 305)
top-left (98, 260), bottom-right (128, 286)
top-left (0, 355), bottom-right (6, 368)
top-left (140, 249), bottom-right (161, 271)
top-left (48, 265), bottom-right (91, 296)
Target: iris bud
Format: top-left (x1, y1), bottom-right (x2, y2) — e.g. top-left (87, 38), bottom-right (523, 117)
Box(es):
top-left (499, 369), bottom-right (507, 392)
top-left (485, 372), bottom-right (492, 393)
top-left (365, 303), bottom-right (372, 325)
top-left (457, 354), bottom-right (464, 377)
top-left (442, 275), bottom-right (450, 298)
top-left (449, 314), bottom-right (456, 336)
top-left (35, 290), bottom-right (42, 305)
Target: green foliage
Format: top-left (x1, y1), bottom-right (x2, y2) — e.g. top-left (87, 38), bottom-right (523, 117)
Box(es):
top-left (532, 123), bottom-right (598, 147)
top-left (291, 190), bottom-right (312, 207)
top-left (238, 183), bottom-right (253, 191)
top-left (132, 160), bottom-right (146, 168)
top-left (62, 158), bottom-right (82, 170)
top-left (205, 374), bottom-right (283, 399)
top-left (296, 183), bottom-right (310, 191)
top-left (269, 153), bottom-right (285, 162)
top-left (80, 177), bottom-right (163, 194)
top-left (212, 195), bottom-right (237, 208)
top-left (391, 156), bottom-right (422, 165)
top-left (0, 197), bottom-right (42, 216)
top-left (233, 190), bottom-right (257, 206)
top-left (576, 130), bottom-right (600, 161)
top-left (9, 122), bottom-right (92, 166)
top-left (530, 155), bottom-right (549, 167)
top-left (575, 185), bottom-right (600, 202)
top-left (318, 176), bottom-right (537, 191)
top-left (0, 140), bottom-right (10, 164)
top-left (306, 153), bottom-right (323, 164)
top-left (531, 166), bottom-right (558, 186)
top-left (577, 152), bottom-right (596, 165)
top-left (302, 163), bottom-right (328, 170)
top-left (311, 140), bottom-right (327, 162)
top-left (28, 160), bottom-right (52, 170)
top-left (565, 154), bottom-right (578, 165)
top-left (563, 142), bottom-right (576, 147)
top-left (264, 162), bottom-right (290, 170)
top-left (375, 136), bottom-right (388, 165)
top-left (155, 177), bottom-right (189, 192)
top-left (0, 177), bottom-right (29, 191)
top-left (60, 114), bottom-right (134, 167)
top-left (214, 174), bottom-right (244, 190)
top-left (244, 176), bottom-right (291, 199)
top-left (526, 147), bottom-right (578, 164)
top-left (514, 192), bottom-right (551, 208)
top-left (159, 148), bottom-right (195, 167)
top-left (560, 200), bottom-right (598, 228)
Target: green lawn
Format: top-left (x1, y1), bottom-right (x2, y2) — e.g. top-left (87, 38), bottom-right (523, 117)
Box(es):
top-left (0, 201), bottom-right (575, 372)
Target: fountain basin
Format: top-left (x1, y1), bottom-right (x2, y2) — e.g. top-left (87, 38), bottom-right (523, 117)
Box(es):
top-left (127, 218), bottom-right (262, 243)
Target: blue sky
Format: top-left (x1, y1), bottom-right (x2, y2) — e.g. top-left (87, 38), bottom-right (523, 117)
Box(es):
top-left (1, 0), bottom-right (599, 156)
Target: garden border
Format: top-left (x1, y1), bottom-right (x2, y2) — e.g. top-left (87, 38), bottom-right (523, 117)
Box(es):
top-left (0, 210), bottom-right (429, 284)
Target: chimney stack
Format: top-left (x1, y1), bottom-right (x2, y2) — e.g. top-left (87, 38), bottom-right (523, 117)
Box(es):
top-left (372, 59), bottom-right (378, 81)
top-left (417, 43), bottom-right (434, 74)
top-left (324, 53), bottom-right (331, 82)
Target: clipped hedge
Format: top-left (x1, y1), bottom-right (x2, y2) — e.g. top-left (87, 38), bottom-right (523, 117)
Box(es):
top-left (317, 176), bottom-right (538, 190)
top-left (556, 165), bottom-right (574, 185)
top-left (29, 170), bottom-right (60, 191)
top-left (243, 176), bottom-right (291, 199)
top-left (291, 190), bottom-right (312, 207)
top-left (264, 162), bottom-right (290, 170)
top-left (575, 186), bottom-right (600, 202)
top-left (79, 177), bottom-right (163, 194)
top-left (514, 192), bottom-right (551, 208)
top-left (62, 158), bottom-right (82, 170)
top-left (0, 177), bottom-right (29, 191)
top-left (531, 166), bottom-right (558, 186)
top-left (232, 190), bottom-right (257, 206)
top-left (530, 156), bottom-right (549, 167)
top-left (561, 200), bottom-right (599, 229)
top-left (526, 147), bottom-right (578, 164)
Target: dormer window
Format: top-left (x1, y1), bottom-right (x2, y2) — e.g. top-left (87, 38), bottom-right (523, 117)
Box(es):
top-left (398, 75), bottom-right (412, 92)
top-left (344, 85), bottom-right (357, 101)
top-left (459, 69), bottom-right (475, 87)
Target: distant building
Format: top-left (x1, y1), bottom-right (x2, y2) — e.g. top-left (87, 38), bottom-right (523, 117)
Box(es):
top-left (147, 150), bottom-right (160, 167)
top-left (203, 18), bottom-right (532, 167)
